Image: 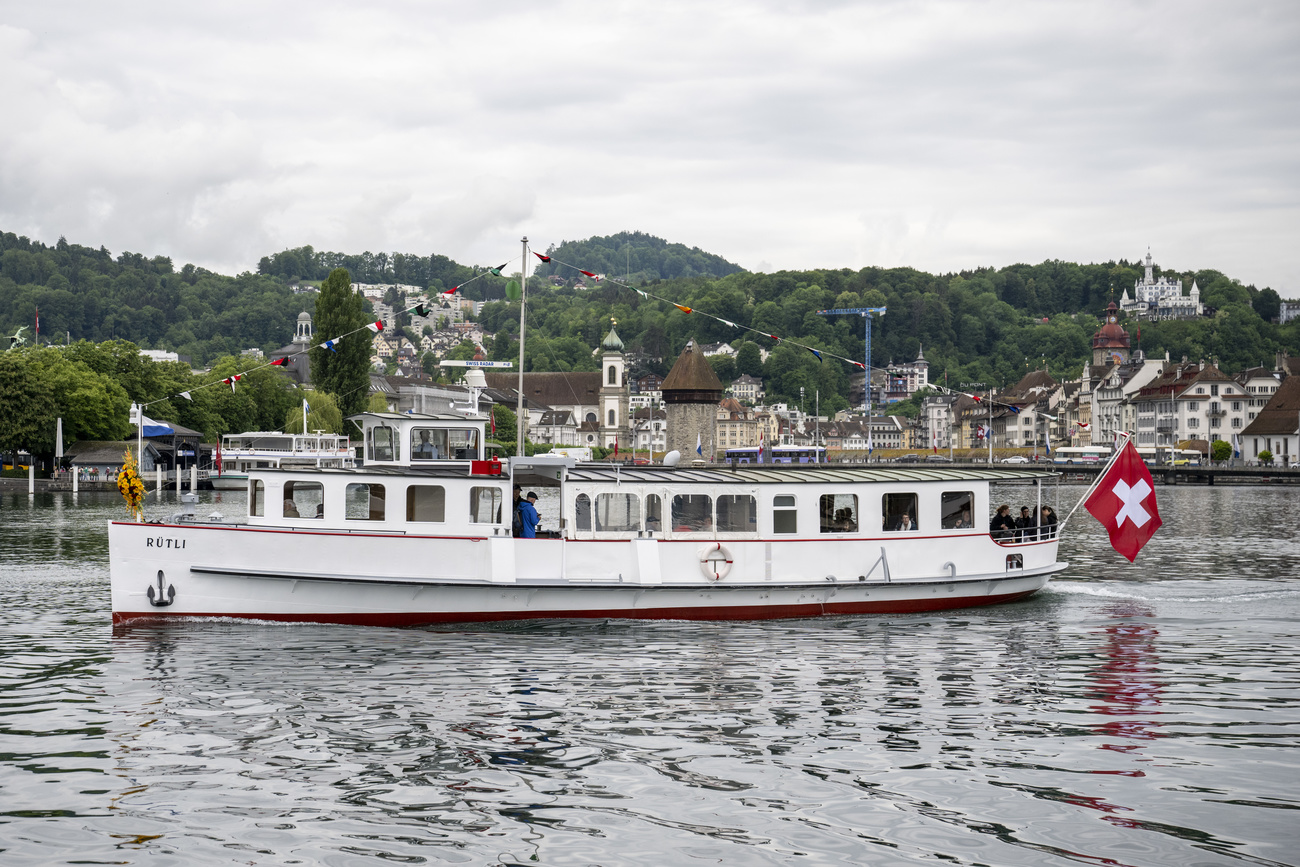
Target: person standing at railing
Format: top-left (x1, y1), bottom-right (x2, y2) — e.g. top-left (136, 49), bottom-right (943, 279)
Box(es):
top-left (1038, 505), bottom-right (1058, 539)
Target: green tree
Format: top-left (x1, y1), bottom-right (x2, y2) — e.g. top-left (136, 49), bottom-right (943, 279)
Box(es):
top-left (489, 404), bottom-right (518, 456)
top-left (309, 269), bottom-right (373, 416)
top-left (735, 341), bottom-right (764, 377)
top-left (283, 390), bottom-right (344, 434)
top-left (0, 352), bottom-right (56, 458)
top-left (1210, 440), bottom-right (1231, 462)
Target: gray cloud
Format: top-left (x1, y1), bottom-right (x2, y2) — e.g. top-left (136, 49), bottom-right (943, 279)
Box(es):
top-left (1, 1), bottom-right (1296, 292)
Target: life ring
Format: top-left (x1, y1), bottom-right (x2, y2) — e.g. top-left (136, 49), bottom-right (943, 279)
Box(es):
top-left (700, 542), bottom-right (733, 581)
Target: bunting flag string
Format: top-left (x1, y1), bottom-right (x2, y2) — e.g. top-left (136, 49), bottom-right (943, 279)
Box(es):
top-left (135, 255), bottom-right (525, 417)
top-left (540, 252), bottom-right (862, 373)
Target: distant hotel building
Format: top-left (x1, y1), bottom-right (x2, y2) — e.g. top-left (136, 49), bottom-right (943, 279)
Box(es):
top-left (1119, 249), bottom-right (1203, 321)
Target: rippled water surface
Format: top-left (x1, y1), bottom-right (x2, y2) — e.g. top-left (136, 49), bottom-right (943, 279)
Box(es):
top-left (2, 486), bottom-right (1298, 866)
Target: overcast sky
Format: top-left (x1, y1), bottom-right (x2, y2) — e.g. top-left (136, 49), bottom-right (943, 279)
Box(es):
top-left (2, 1), bottom-right (1297, 293)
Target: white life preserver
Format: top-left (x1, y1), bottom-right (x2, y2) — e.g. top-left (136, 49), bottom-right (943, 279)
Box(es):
top-left (700, 542), bottom-right (733, 581)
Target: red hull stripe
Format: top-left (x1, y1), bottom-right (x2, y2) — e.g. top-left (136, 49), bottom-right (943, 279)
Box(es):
top-left (111, 588), bottom-right (1040, 627)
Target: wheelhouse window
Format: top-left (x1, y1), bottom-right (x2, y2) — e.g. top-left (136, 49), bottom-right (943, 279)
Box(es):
top-left (575, 494), bottom-right (593, 531)
top-left (249, 480), bottom-right (264, 517)
top-left (820, 493), bottom-right (858, 533)
top-left (469, 486), bottom-right (502, 524)
top-left (773, 495), bottom-right (797, 534)
top-left (368, 425), bottom-right (399, 462)
top-left (446, 428), bottom-right (480, 460)
top-left (346, 482), bottom-right (386, 521)
top-left (717, 495), bottom-right (757, 533)
top-left (283, 481), bottom-right (323, 519)
top-left (406, 485), bottom-right (445, 522)
top-left (672, 494), bottom-right (713, 532)
top-left (882, 493), bottom-right (919, 532)
top-left (410, 428), bottom-right (447, 461)
top-left (941, 491), bottom-right (974, 530)
top-left (596, 493), bottom-right (640, 532)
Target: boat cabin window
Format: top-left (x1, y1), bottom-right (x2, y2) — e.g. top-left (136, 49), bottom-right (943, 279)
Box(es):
top-left (368, 425), bottom-right (400, 462)
top-left (941, 491), bottom-right (974, 530)
top-left (672, 494), bottom-right (713, 532)
top-left (284, 481), bottom-right (324, 519)
top-left (450, 428), bottom-right (480, 460)
top-left (575, 494), bottom-right (592, 531)
top-left (773, 495), bottom-right (797, 534)
top-left (470, 486), bottom-right (503, 524)
top-left (596, 493), bottom-right (640, 532)
top-left (249, 480), bottom-right (264, 517)
top-left (882, 493), bottom-right (919, 532)
top-left (645, 494), bottom-right (663, 532)
top-left (820, 494), bottom-right (858, 533)
top-left (406, 485), bottom-right (446, 522)
top-left (716, 495), bottom-right (757, 533)
top-left (410, 428), bottom-right (447, 461)
top-left (346, 482), bottom-right (386, 521)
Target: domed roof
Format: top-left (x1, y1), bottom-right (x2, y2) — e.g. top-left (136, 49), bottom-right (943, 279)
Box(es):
top-left (602, 325), bottom-right (624, 351)
top-left (298, 311), bottom-right (312, 321)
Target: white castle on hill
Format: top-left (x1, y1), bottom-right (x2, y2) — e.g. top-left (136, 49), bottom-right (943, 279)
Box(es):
top-left (1119, 249), bottom-right (1203, 321)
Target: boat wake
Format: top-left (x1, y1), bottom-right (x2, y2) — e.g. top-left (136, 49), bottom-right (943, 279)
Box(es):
top-left (1047, 580), bottom-right (1300, 605)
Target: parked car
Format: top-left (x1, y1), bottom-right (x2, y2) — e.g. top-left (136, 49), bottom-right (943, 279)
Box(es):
top-left (896, 453), bottom-right (921, 463)
top-left (1000, 455), bottom-right (1030, 464)
top-left (925, 454), bottom-right (952, 462)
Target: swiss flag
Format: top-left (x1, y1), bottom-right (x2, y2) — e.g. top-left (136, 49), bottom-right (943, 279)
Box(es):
top-left (1084, 441), bottom-right (1162, 562)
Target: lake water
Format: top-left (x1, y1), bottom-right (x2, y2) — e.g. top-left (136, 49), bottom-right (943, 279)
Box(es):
top-left (1, 485), bottom-right (1298, 866)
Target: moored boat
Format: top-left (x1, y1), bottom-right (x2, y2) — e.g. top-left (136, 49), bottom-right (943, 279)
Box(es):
top-left (209, 430), bottom-right (354, 490)
top-left (109, 409), bottom-right (1067, 626)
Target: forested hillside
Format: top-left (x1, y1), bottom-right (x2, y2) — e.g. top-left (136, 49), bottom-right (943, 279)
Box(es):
top-left (3, 228), bottom-right (1297, 422)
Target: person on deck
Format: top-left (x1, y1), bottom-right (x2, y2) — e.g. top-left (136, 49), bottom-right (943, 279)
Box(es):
top-left (1038, 505), bottom-right (1058, 539)
top-left (518, 491), bottom-right (541, 539)
top-left (990, 504), bottom-right (1015, 541)
top-left (1015, 506), bottom-right (1036, 542)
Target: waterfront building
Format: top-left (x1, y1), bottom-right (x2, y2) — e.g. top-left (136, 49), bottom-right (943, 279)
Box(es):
top-left (1240, 375), bottom-right (1300, 465)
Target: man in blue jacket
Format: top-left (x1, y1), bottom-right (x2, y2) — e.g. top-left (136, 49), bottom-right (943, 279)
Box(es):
top-left (519, 491), bottom-right (541, 538)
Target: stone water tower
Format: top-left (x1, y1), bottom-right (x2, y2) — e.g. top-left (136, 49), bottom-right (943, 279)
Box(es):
top-left (661, 340), bottom-right (724, 460)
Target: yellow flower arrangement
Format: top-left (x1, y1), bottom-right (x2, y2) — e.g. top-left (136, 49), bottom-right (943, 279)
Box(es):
top-left (117, 449), bottom-right (146, 522)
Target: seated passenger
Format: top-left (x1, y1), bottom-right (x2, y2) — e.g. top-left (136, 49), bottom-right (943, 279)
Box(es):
top-left (283, 498), bottom-right (300, 518)
top-left (990, 504), bottom-right (1016, 540)
top-left (894, 512), bottom-right (916, 531)
top-left (955, 508), bottom-right (973, 529)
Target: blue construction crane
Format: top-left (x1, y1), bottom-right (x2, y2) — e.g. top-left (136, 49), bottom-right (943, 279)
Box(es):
top-left (815, 306), bottom-right (886, 410)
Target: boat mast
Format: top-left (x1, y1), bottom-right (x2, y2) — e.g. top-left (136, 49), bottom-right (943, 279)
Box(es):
top-left (515, 236), bottom-right (528, 456)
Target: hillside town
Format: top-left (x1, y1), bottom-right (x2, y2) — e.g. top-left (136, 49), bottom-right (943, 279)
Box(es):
top-left (257, 284), bottom-right (1300, 468)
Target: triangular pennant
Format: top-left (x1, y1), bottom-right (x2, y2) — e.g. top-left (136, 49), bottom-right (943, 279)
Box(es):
top-left (270, 356), bottom-right (290, 367)
top-left (442, 286), bottom-right (459, 297)
top-left (488, 262), bottom-right (508, 276)
top-left (807, 347), bottom-right (823, 362)
top-left (636, 290), bottom-right (648, 298)
top-left (366, 321), bottom-right (384, 333)
top-left (178, 391), bottom-right (192, 401)
top-left (321, 337), bottom-right (341, 353)
top-left (413, 303), bottom-right (430, 317)
top-left (579, 269), bottom-right (597, 278)
top-left (768, 334), bottom-right (780, 343)
top-left (720, 319), bottom-right (737, 329)
top-left (533, 252), bottom-right (551, 263)
top-left (674, 304), bottom-right (693, 314)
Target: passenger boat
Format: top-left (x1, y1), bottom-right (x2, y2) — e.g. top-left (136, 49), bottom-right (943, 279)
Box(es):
top-left (209, 430), bottom-right (354, 490)
top-left (109, 407), bottom-right (1068, 626)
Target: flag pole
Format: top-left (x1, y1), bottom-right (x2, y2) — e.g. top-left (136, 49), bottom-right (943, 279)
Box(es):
top-left (1057, 431), bottom-right (1132, 534)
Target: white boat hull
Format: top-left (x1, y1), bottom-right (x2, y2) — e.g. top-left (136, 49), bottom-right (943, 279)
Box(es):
top-left (209, 474), bottom-right (247, 491)
top-left (109, 520), bottom-right (1065, 626)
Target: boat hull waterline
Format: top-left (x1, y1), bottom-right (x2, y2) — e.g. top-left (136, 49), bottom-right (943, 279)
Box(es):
top-left (109, 520), bottom-right (1064, 625)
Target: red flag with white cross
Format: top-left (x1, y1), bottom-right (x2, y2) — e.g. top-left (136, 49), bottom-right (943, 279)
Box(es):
top-left (1084, 441), bottom-right (1162, 562)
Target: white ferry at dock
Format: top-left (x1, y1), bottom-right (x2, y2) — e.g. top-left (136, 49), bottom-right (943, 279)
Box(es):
top-left (109, 408), bottom-right (1067, 626)
top-left (209, 430), bottom-right (354, 490)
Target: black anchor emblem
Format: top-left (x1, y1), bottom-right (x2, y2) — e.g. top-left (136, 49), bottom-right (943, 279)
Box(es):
top-left (146, 570), bottom-right (176, 607)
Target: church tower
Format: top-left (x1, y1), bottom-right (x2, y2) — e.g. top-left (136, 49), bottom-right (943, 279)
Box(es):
top-left (599, 322), bottom-right (629, 449)
top-left (1091, 302), bottom-right (1131, 367)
